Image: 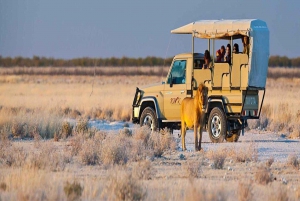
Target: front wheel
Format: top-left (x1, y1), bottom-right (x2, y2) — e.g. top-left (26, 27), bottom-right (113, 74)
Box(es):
top-left (208, 107), bottom-right (227, 143)
top-left (140, 107), bottom-right (158, 131)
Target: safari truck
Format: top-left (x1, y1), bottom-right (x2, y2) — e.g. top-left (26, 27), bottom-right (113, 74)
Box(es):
top-left (132, 19), bottom-right (269, 142)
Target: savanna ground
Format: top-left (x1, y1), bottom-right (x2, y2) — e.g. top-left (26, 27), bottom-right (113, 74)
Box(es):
top-left (0, 67), bottom-right (300, 200)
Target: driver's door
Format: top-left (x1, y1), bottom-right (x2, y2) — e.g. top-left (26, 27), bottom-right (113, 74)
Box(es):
top-left (163, 60), bottom-right (187, 120)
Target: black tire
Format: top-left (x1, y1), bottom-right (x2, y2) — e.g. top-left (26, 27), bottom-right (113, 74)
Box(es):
top-left (226, 130), bottom-right (241, 142)
top-left (208, 107), bottom-right (227, 143)
top-left (140, 107), bottom-right (158, 131)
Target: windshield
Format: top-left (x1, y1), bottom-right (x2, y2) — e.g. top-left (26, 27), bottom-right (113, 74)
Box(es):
top-left (167, 60), bottom-right (186, 84)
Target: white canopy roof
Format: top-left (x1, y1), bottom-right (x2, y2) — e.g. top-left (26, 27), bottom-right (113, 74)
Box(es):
top-left (171, 19), bottom-right (268, 39)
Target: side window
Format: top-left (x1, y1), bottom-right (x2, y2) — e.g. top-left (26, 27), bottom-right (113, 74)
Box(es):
top-left (167, 60), bottom-right (186, 84)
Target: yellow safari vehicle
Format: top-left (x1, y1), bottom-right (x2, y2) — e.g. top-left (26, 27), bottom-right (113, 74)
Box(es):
top-left (132, 19), bottom-right (269, 142)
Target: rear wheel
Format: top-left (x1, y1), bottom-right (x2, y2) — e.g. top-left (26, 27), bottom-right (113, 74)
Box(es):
top-left (226, 130), bottom-right (241, 142)
top-left (140, 107), bottom-right (158, 131)
top-left (208, 107), bottom-right (227, 143)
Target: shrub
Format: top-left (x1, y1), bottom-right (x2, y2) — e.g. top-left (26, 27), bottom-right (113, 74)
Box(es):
top-left (69, 135), bottom-right (84, 156)
top-left (0, 182), bottom-right (7, 191)
top-left (238, 181), bottom-right (253, 201)
top-left (78, 138), bottom-right (101, 165)
top-left (266, 157), bottom-right (275, 167)
top-left (148, 130), bottom-right (176, 157)
top-left (229, 142), bottom-right (258, 163)
top-left (132, 160), bottom-right (153, 180)
top-left (0, 141), bottom-right (27, 167)
top-left (254, 165), bottom-right (273, 185)
top-left (26, 142), bottom-right (66, 171)
top-left (101, 135), bottom-right (130, 165)
top-left (102, 169), bottom-right (146, 201)
top-left (206, 148), bottom-right (227, 169)
top-left (185, 160), bottom-right (202, 178)
top-left (11, 121), bottom-right (25, 138)
top-left (286, 154), bottom-right (299, 169)
top-left (61, 121), bottom-right (73, 139)
top-left (184, 184), bottom-right (227, 201)
top-left (0, 124), bottom-right (11, 141)
top-left (64, 181), bottom-right (83, 201)
top-left (268, 185), bottom-right (289, 201)
top-left (132, 126), bottom-right (151, 146)
top-left (75, 118), bottom-right (88, 134)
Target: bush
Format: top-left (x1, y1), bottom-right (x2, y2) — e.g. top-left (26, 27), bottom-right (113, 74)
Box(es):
top-left (254, 165), bottom-right (273, 185)
top-left (102, 169), bottom-right (146, 201)
top-left (132, 160), bottom-right (154, 180)
top-left (206, 148), bottom-right (227, 169)
top-left (0, 141), bottom-right (27, 167)
top-left (75, 118), bottom-right (88, 134)
top-left (238, 181), bottom-right (253, 201)
top-left (64, 181), bottom-right (83, 201)
top-left (185, 160), bottom-right (202, 178)
top-left (286, 154), bottom-right (299, 169)
top-left (229, 142), bottom-right (258, 163)
top-left (26, 142), bottom-right (67, 171)
top-left (101, 135), bottom-right (130, 165)
top-left (148, 130), bottom-right (176, 157)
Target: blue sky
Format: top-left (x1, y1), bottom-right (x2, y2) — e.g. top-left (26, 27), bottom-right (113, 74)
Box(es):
top-left (0, 0), bottom-right (299, 59)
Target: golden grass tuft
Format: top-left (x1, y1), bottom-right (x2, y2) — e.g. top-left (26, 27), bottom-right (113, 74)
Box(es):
top-left (206, 148), bottom-right (227, 169)
top-left (268, 184), bottom-right (289, 201)
top-left (132, 160), bottom-right (154, 180)
top-left (64, 181), bottom-right (83, 201)
top-left (254, 165), bottom-right (273, 185)
top-left (185, 160), bottom-right (203, 178)
top-left (238, 180), bottom-right (253, 201)
top-left (184, 183), bottom-right (228, 201)
top-left (148, 130), bottom-right (177, 157)
top-left (228, 142), bottom-right (258, 163)
top-left (102, 168), bottom-right (146, 201)
top-left (286, 154), bottom-right (299, 169)
top-left (265, 157), bottom-right (275, 167)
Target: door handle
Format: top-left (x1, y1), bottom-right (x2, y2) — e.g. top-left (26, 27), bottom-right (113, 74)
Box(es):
top-left (165, 92), bottom-right (172, 94)
top-left (180, 90), bottom-right (185, 94)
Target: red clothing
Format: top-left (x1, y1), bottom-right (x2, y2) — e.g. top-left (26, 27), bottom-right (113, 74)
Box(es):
top-left (216, 49), bottom-right (225, 62)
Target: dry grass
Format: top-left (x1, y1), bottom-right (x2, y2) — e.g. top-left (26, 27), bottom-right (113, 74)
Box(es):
top-left (132, 160), bottom-right (154, 180)
top-left (228, 142), bottom-right (258, 163)
top-left (286, 154), bottom-right (299, 169)
top-left (254, 165), bottom-right (273, 185)
top-left (238, 181), bottom-right (253, 201)
top-left (206, 148), bottom-right (227, 169)
top-left (1, 68), bottom-right (300, 136)
top-left (0, 69), bottom-right (300, 200)
top-left (64, 181), bottom-right (83, 201)
top-left (268, 184), bottom-right (289, 201)
top-left (185, 160), bottom-right (203, 178)
top-left (101, 168), bottom-right (146, 201)
top-left (184, 182), bottom-right (228, 201)
top-left (0, 66), bottom-right (169, 77)
top-left (265, 157), bottom-right (275, 167)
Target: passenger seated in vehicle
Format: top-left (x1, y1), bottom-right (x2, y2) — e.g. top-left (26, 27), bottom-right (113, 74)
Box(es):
top-left (242, 36), bottom-right (250, 55)
top-left (233, 43), bottom-right (239, 54)
top-left (216, 45), bottom-right (225, 62)
top-left (224, 44), bottom-right (231, 63)
top-left (194, 60), bottom-right (200, 69)
top-left (203, 50), bottom-right (212, 69)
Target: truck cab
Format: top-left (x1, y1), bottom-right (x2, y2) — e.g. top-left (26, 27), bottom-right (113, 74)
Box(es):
top-left (132, 19), bottom-right (269, 143)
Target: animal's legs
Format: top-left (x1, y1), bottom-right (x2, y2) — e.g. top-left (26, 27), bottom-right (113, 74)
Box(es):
top-left (181, 123), bottom-right (187, 151)
top-left (198, 126), bottom-right (203, 150)
top-left (194, 124), bottom-right (199, 151)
